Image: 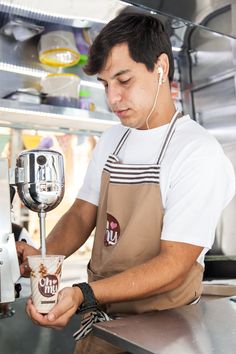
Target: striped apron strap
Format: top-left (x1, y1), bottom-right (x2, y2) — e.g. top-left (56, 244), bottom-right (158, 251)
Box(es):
top-left (73, 310), bottom-right (112, 341)
top-left (113, 128), bottom-right (131, 156)
top-left (156, 110), bottom-right (182, 165)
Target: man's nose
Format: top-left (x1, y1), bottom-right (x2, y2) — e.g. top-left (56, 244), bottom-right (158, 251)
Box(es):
top-left (107, 85), bottom-right (122, 106)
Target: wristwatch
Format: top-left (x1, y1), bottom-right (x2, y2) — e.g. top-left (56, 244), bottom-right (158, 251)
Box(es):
top-left (72, 282), bottom-right (99, 314)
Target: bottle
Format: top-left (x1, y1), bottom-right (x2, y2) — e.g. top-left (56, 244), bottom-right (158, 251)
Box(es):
top-left (78, 90), bottom-right (95, 111)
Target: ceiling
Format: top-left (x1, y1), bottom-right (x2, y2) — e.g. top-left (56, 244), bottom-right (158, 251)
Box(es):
top-left (0, 0), bottom-right (127, 23)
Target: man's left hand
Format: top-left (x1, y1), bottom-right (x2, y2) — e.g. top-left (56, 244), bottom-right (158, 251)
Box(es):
top-left (26, 286), bottom-right (83, 330)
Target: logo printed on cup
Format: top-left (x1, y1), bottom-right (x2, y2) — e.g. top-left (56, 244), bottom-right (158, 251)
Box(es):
top-left (38, 274), bottom-right (58, 297)
top-left (28, 255), bottom-right (65, 313)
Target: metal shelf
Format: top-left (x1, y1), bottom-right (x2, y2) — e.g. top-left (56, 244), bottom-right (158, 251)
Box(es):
top-left (0, 99), bottom-right (118, 135)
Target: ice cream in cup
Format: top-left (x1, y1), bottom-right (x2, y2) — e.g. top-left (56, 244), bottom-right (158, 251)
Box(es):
top-left (27, 255), bottom-right (65, 314)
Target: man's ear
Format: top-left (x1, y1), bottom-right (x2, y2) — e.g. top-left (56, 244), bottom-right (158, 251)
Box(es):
top-left (155, 53), bottom-right (169, 82)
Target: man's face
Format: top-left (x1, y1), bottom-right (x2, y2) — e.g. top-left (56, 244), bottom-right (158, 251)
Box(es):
top-left (97, 43), bottom-right (159, 130)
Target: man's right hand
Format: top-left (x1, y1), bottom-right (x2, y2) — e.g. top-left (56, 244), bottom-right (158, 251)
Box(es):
top-left (16, 241), bottom-right (40, 277)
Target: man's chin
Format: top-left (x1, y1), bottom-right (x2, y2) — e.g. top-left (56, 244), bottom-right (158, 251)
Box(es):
top-left (121, 121), bottom-right (131, 127)
top-left (120, 117), bottom-right (136, 128)
top-left (120, 120), bottom-right (145, 129)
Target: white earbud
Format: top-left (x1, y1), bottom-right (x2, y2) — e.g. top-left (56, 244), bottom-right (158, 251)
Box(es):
top-left (156, 66), bottom-right (164, 85)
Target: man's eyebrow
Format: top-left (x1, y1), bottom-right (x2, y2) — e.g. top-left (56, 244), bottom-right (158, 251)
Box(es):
top-left (97, 77), bottom-right (106, 82)
top-left (97, 69), bottom-right (131, 82)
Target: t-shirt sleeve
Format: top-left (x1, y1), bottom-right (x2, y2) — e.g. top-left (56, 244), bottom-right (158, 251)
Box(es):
top-left (161, 146), bottom-right (235, 248)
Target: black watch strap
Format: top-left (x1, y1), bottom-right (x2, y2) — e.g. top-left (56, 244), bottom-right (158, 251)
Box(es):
top-left (72, 282), bottom-right (99, 314)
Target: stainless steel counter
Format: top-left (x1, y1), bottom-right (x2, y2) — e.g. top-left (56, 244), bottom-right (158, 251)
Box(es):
top-left (93, 297), bottom-right (236, 354)
top-left (0, 298), bottom-right (79, 354)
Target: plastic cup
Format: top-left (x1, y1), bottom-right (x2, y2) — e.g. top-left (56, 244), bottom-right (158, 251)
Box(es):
top-left (27, 255), bottom-right (65, 314)
top-left (41, 74), bottom-right (80, 98)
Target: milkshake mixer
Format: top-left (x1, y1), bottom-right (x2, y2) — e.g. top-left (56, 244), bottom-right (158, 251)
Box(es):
top-left (0, 149), bottom-right (64, 304)
top-left (14, 149), bottom-right (65, 257)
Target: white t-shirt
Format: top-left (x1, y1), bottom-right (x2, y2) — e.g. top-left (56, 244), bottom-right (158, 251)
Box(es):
top-left (78, 115), bottom-right (235, 263)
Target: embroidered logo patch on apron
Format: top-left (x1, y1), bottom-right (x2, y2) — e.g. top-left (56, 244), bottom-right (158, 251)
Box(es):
top-left (104, 213), bottom-right (120, 246)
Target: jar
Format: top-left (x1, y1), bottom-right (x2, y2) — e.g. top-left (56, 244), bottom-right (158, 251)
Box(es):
top-left (39, 29), bottom-right (80, 67)
top-left (41, 73), bottom-right (80, 108)
top-left (41, 73), bottom-right (80, 98)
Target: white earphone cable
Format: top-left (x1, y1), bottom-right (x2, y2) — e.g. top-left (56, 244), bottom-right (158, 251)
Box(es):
top-left (145, 80), bottom-right (161, 130)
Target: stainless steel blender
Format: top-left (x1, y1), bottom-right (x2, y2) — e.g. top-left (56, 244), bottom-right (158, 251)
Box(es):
top-left (13, 149), bottom-right (65, 257)
top-left (0, 149), bottom-right (64, 310)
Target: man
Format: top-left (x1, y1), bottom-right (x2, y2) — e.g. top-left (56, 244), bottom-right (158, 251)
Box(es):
top-left (17, 12), bottom-right (235, 353)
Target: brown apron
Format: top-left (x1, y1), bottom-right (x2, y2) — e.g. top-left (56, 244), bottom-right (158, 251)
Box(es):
top-left (74, 111), bottom-right (203, 353)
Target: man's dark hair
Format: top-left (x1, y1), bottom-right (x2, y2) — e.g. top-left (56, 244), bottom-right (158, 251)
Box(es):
top-left (84, 12), bottom-right (174, 82)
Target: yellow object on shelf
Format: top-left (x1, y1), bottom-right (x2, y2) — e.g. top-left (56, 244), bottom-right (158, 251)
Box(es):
top-left (39, 30), bottom-right (80, 67)
top-left (22, 134), bottom-right (41, 149)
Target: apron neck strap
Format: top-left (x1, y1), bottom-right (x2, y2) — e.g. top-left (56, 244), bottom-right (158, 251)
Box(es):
top-left (113, 128), bottom-right (131, 155)
top-left (112, 110), bottom-right (181, 161)
top-left (156, 110), bottom-right (182, 165)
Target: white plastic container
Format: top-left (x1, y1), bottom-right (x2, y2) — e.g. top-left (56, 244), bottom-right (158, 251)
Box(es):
top-left (41, 73), bottom-right (80, 98)
top-left (39, 30), bottom-right (80, 67)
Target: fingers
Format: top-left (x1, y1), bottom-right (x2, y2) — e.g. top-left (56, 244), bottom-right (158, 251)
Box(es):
top-left (16, 241), bottom-right (30, 259)
top-left (26, 298), bottom-right (47, 326)
top-left (47, 289), bottom-right (75, 322)
top-left (26, 298), bottom-right (60, 328)
top-left (25, 288), bottom-right (79, 330)
top-left (16, 241), bottom-right (40, 260)
top-left (20, 261), bottom-right (31, 277)
top-left (16, 241), bottom-right (40, 276)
